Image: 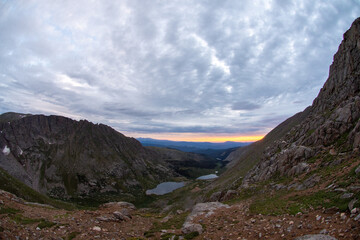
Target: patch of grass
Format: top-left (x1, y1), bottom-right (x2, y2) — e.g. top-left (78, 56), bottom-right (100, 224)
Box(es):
top-left (161, 233), bottom-right (179, 240)
top-left (144, 231), bottom-right (155, 238)
top-left (11, 214), bottom-right (42, 224)
top-left (37, 220), bottom-right (56, 229)
top-left (307, 155), bottom-right (318, 163)
top-left (0, 167), bottom-right (75, 210)
top-left (145, 212), bottom-right (189, 237)
top-left (335, 130), bottom-right (351, 153)
top-left (290, 190), bottom-right (349, 212)
top-left (0, 207), bottom-right (21, 215)
top-left (249, 191), bottom-right (302, 216)
top-left (67, 231), bottom-right (81, 240)
top-left (306, 129), bottom-right (315, 136)
top-left (224, 187), bottom-right (258, 205)
top-left (184, 231), bottom-right (199, 240)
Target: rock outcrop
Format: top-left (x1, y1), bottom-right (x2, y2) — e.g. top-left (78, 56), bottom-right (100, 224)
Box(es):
top-left (239, 18), bottom-right (360, 187)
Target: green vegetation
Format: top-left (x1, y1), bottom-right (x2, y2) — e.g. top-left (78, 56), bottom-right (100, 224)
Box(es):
top-left (249, 191), bottom-right (302, 216)
top-left (37, 220), bottom-right (57, 229)
top-left (0, 226), bottom-right (4, 232)
top-left (0, 207), bottom-right (21, 214)
top-left (0, 167), bottom-right (75, 210)
top-left (306, 129), bottom-right (315, 136)
top-left (144, 212), bottom-right (189, 237)
top-left (291, 190), bottom-right (354, 212)
top-left (184, 231), bottom-right (200, 240)
top-left (11, 214), bottom-right (42, 224)
top-left (67, 231), bottom-right (81, 240)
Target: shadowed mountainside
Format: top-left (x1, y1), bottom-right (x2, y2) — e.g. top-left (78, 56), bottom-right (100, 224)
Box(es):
top-left (0, 114), bottom-right (178, 201)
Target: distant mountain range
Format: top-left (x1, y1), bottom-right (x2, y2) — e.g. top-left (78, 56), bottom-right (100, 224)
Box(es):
top-left (137, 138), bottom-right (251, 150)
top-left (137, 138), bottom-right (252, 160)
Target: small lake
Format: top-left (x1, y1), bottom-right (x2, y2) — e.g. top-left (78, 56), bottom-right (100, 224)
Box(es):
top-left (146, 182), bottom-right (185, 195)
top-left (196, 174), bottom-right (218, 180)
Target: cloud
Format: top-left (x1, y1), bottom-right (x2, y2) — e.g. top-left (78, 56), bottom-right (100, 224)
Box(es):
top-left (232, 101), bottom-right (261, 111)
top-left (0, 0), bottom-right (359, 139)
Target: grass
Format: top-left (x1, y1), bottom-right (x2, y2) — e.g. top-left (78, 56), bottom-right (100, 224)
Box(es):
top-left (0, 207), bottom-right (21, 215)
top-left (144, 212), bottom-right (189, 237)
top-left (248, 188), bottom-right (352, 216)
top-left (67, 231), bottom-right (81, 240)
top-left (37, 220), bottom-right (57, 229)
top-left (290, 190), bottom-right (351, 212)
top-left (11, 214), bottom-right (42, 224)
top-left (184, 231), bottom-right (200, 239)
top-left (0, 167), bottom-right (75, 210)
top-left (249, 191), bottom-right (302, 216)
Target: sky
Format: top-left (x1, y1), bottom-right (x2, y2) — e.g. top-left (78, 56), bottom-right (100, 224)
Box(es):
top-left (0, 0), bottom-right (359, 142)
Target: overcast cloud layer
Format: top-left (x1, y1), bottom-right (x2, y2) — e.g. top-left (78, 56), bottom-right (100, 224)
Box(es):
top-left (0, 0), bottom-right (359, 140)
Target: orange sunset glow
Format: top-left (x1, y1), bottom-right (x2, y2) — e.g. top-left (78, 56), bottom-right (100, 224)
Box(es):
top-left (125, 132), bottom-right (265, 143)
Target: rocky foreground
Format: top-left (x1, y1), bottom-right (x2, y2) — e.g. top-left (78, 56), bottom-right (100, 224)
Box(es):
top-left (1, 189), bottom-right (359, 240)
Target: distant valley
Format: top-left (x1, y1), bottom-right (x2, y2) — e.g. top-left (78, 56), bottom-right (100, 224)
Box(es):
top-left (138, 137), bottom-right (250, 160)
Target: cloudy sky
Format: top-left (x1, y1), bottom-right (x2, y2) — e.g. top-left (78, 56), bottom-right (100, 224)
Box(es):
top-left (0, 1), bottom-right (359, 142)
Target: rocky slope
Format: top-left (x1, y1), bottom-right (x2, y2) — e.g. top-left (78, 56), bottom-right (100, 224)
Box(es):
top-left (208, 18), bottom-right (360, 194)
top-left (0, 113), bottom-right (177, 200)
top-left (240, 17), bottom-right (360, 186)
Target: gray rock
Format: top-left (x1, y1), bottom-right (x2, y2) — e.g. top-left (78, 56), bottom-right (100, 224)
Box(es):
top-left (209, 191), bottom-right (222, 202)
top-left (354, 214), bottom-right (360, 221)
top-left (182, 202), bottom-right (229, 235)
top-left (348, 185), bottom-right (360, 192)
top-left (182, 222), bottom-right (203, 234)
top-left (222, 190), bottom-right (237, 201)
top-left (340, 193), bottom-right (354, 199)
top-left (113, 209), bottom-right (131, 221)
top-left (355, 165), bottom-right (360, 175)
top-left (186, 202), bottom-right (229, 221)
top-left (348, 199), bottom-right (358, 211)
top-left (333, 188), bottom-right (347, 192)
top-left (319, 229), bottom-right (329, 234)
top-left (101, 201), bottom-right (136, 210)
top-left (96, 215), bottom-right (116, 222)
top-left (294, 234), bottom-right (337, 240)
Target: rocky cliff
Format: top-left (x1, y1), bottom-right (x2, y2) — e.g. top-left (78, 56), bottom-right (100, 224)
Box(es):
top-left (0, 114), bottom-right (176, 199)
top-left (208, 18), bottom-right (360, 201)
top-left (241, 17), bottom-right (360, 186)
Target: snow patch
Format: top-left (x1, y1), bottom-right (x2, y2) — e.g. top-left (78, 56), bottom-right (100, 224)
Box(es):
top-left (2, 145), bottom-right (10, 155)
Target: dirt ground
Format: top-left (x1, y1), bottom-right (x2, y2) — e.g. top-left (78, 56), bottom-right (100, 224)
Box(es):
top-left (0, 189), bottom-right (359, 240)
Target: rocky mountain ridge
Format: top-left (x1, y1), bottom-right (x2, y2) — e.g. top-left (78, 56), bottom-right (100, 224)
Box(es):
top-left (0, 113), bottom-right (178, 200)
top-left (241, 17), bottom-right (360, 186)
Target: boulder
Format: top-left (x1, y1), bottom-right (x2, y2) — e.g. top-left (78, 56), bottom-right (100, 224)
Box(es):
top-left (209, 191), bottom-right (222, 202)
top-left (182, 202), bottom-right (229, 235)
top-left (113, 209), bottom-right (132, 221)
top-left (348, 199), bottom-right (358, 211)
top-left (355, 165), bottom-right (360, 175)
top-left (100, 201), bottom-right (136, 210)
top-left (222, 190), bottom-right (237, 201)
top-left (294, 234), bottom-right (337, 240)
top-left (182, 222), bottom-right (203, 234)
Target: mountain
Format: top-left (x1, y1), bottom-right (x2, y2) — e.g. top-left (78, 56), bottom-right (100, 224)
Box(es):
top-left (0, 114), bottom-right (178, 201)
top-left (138, 138), bottom-right (250, 150)
top-left (208, 17), bottom-right (360, 207)
top-left (138, 138), bottom-right (250, 160)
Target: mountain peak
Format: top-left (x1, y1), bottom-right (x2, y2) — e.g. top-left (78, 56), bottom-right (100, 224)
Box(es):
top-left (312, 17), bottom-right (360, 112)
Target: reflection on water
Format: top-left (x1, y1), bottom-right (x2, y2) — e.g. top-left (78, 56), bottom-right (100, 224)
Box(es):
top-left (146, 182), bottom-right (185, 195)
